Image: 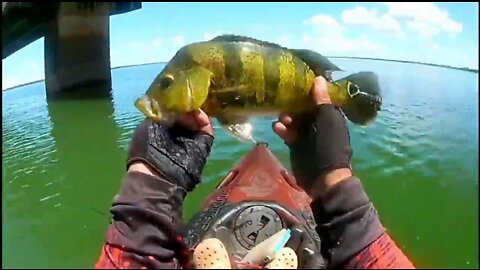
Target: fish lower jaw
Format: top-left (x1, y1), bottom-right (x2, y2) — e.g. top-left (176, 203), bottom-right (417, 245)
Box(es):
top-left (135, 101), bottom-right (161, 121)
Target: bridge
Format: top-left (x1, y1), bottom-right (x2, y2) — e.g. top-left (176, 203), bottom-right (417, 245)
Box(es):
top-left (2, 2), bottom-right (141, 100)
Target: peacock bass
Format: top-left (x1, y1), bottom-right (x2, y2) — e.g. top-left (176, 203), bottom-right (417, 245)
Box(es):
top-left (135, 35), bottom-right (382, 141)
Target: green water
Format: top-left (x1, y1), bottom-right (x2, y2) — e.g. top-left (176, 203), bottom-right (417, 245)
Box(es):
top-left (2, 59), bottom-right (478, 268)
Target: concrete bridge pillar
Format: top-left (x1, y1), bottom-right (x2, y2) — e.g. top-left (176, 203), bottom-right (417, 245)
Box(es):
top-left (45, 3), bottom-right (111, 100)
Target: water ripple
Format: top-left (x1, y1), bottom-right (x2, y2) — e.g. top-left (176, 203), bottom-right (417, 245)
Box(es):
top-left (39, 193), bottom-right (61, 202)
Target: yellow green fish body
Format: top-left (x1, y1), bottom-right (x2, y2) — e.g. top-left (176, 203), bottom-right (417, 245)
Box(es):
top-left (136, 35), bottom-right (382, 141)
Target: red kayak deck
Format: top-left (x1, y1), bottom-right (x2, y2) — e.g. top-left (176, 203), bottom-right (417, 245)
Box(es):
top-left (202, 143), bottom-right (312, 218)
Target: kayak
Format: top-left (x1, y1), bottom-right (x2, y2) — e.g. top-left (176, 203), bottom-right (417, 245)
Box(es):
top-left (186, 142), bottom-right (324, 268)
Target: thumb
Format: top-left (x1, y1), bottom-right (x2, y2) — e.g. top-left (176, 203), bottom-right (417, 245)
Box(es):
top-left (192, 109), bottom-right (214, 136)
top-left (310, 76), bottom-right (332, 105)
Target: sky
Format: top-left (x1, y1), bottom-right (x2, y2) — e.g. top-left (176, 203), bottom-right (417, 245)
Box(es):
top-left (2, 2), bottom-right (479, 90)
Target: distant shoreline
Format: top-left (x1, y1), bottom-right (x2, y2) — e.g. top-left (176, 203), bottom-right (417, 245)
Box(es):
top-left (3, 57), bottom-right (478, 92)
top-left (111, 62), bottom-right (164, 70)
top-left (328, 56), bottom-right (479, 73)
top-left (2, 79), bottom-right (45, 92)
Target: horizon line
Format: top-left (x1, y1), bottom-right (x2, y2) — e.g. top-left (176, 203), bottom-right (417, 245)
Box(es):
top-left (3, 56), bottom-right (477, 91)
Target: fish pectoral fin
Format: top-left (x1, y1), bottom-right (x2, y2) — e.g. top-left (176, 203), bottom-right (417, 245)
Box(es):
top-left (218, 116), bottom-right (255, 143)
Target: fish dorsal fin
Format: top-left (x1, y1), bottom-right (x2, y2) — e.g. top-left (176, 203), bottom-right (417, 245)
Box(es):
top-left (210, 35), bottom-right (342, 77)
top-left (291, 49), bottom-right (343, 76)
top-left (210, 34), bottom-right (287, 50)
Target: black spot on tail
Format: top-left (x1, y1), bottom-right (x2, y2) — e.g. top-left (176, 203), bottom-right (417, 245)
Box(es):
top-left (341, 71), bottom-right (382, 125)
top-left (342, 94), bottom-right (382, 125)
top-left (344, 71), bottom-right (381, 96)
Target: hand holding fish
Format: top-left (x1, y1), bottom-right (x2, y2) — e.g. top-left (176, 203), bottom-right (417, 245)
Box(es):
top-left (274, 76), bottom-right (354, 198)
top-left (127, 112), bottom-right (214, 192)
top-left (273, 76), bottom-right (331, 144)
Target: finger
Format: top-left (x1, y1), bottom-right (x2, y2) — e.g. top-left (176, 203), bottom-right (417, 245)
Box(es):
top-left (273, 121), bottom-right (296, 144)
top-left (278, 113), bottom-right (293, 127)
top-left (177, 113), bottom-right (198, 130)
top-left (310, 76), bottom-right (332, 105)
top-left (176, 110), bottom-right (215, 137)
top-left (191, 109), bottom-right (214, 136)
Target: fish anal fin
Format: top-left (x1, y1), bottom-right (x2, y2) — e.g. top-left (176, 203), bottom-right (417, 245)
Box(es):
top-left (217, 115), bottom-right (255, 143)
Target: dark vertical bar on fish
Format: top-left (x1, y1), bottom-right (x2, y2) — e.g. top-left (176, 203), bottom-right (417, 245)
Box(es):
top-left (223, 42), bottom-right (244, 88)
top-left (216, 42), bottom-right (246, 109)
top-left (294, 55), bottom-right (308, 94)
top-left (262, 46), bottom-right (282, 107)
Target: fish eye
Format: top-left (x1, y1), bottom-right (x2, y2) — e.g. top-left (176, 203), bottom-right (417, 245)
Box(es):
top-left (160, 74), bottom-right (174, 89)
top-left (348, 82), bottom-right (360, 97)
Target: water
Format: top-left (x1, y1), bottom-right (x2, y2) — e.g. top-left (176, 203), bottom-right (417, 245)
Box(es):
top-left (2, 59), bottom-right (478, 268)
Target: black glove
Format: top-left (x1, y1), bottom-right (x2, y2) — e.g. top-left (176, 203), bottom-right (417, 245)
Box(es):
top-left (127, 119), bottom-right (214, 192)
top-left (289, 104), bottom-right (353, 192)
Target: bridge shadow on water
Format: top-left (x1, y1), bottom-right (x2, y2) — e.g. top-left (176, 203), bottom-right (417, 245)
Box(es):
top-left (44, 83), bottom-right (127, 267)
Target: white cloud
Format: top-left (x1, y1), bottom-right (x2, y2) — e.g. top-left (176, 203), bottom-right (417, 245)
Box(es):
top-left (341, 6), bottom-right (375, 25)
top-left (173, 35), bottom-right (185, 47)
top-left (303, 14), bottom-right (381, 55)
top-left (406, 20), bottom-right (441, 39)
top-left (304, 15), bottom-right (344, 33)
top-left (338, 3), bottom-right (463, 40)
top-left (341, 6), bottom-right (404, 39)
top-left (381, 2), bottom-right (463, 38)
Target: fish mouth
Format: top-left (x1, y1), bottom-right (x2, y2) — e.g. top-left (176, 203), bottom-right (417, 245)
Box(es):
top-left (134, 95), bottom-right (162, 121)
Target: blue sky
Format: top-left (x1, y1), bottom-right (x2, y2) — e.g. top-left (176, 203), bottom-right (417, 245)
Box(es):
top-left (2, 2), bottom-right (478, 89)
